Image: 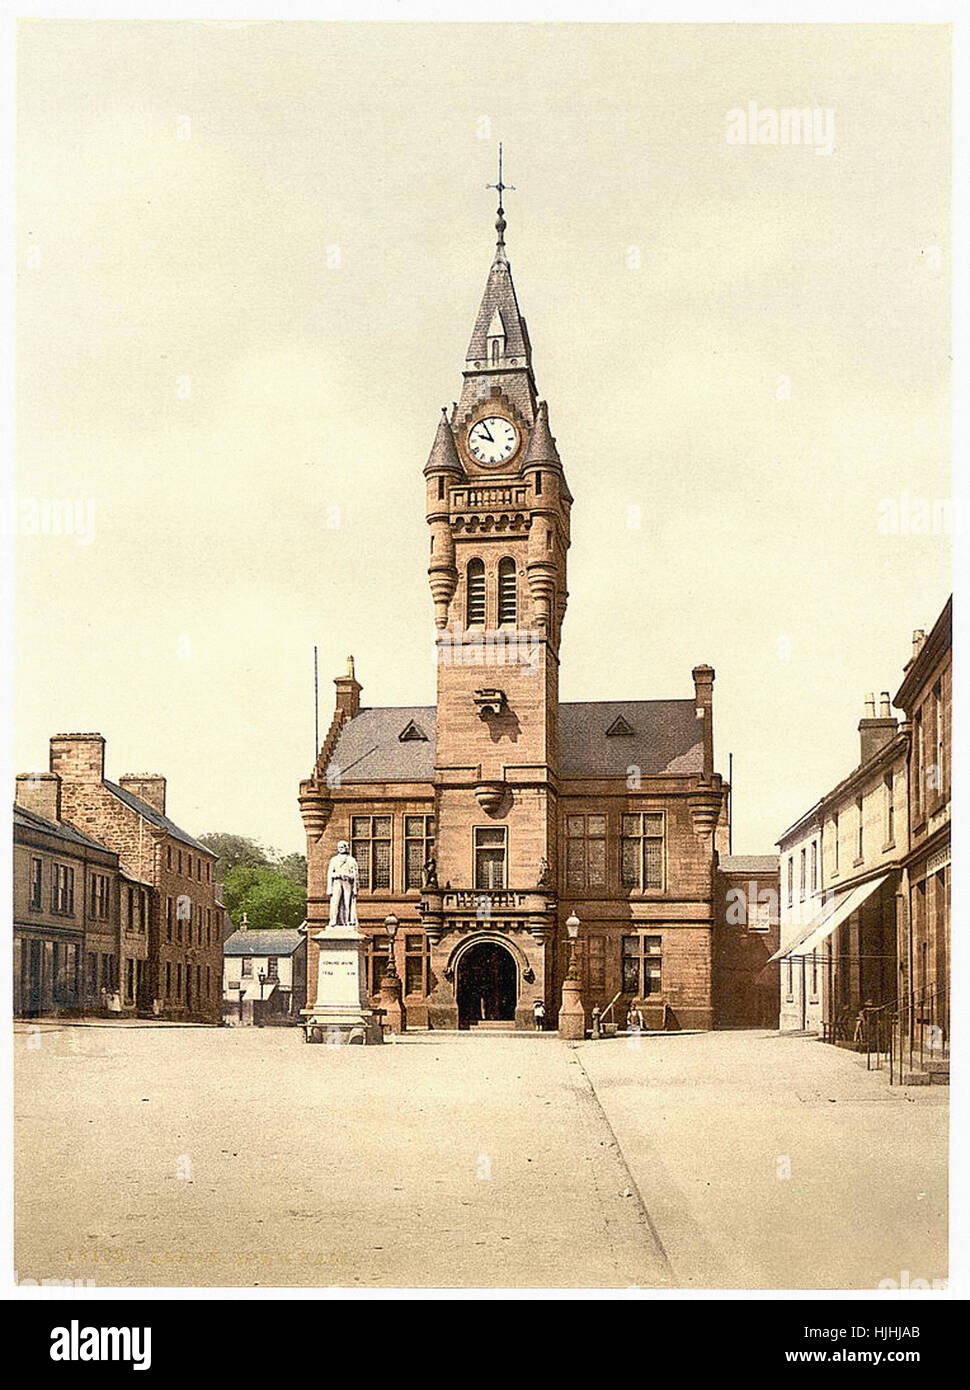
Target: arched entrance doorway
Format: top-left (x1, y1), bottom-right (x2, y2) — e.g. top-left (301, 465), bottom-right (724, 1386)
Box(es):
top-left (456, 940), bottom-right (518, 1028)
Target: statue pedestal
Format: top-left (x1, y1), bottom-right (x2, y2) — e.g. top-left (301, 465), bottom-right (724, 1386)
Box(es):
top-left (302, 926), bottom-right (383, 1045)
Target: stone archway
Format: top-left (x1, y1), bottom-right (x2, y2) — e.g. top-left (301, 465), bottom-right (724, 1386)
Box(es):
top-left (455, 938), bottom-right (519, 1028)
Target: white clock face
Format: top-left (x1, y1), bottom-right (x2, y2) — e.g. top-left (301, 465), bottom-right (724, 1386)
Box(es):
top-left (467, 416), bottom-right (518, 465)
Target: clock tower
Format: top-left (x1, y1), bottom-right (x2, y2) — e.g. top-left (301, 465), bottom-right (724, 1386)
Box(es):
top-left (300, 152), bottom-right (736, 1037)
top-left (420, 157), bottom-right (571, 1019)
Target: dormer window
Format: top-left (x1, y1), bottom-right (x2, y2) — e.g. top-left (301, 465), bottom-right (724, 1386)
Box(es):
top-left (399, 720), bottom-right (429, 742)
top-left (486, 307), bottom-right (506, 365)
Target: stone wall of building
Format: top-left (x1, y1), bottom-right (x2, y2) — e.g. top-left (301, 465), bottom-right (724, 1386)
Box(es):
top-left (44, 733), bottom-right (222, 1023)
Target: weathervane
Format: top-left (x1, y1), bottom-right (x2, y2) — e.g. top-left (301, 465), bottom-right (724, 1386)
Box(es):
top-left (487, 143), bottom-right (515, 256)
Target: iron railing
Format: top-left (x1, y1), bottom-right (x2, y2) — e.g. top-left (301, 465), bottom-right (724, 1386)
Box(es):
top-left (891, 982), bottom-right (949, 1084)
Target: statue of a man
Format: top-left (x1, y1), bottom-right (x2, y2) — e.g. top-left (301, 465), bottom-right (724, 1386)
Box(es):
top-left (327, 840), bottom-right (359, 926)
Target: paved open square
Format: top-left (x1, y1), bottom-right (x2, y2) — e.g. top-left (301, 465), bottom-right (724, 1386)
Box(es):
top-left (14, 1024), bottom-right (947, 1289)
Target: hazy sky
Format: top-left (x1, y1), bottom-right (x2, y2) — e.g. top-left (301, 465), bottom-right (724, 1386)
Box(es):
top-left (15, 21), bottom-right (950, 855)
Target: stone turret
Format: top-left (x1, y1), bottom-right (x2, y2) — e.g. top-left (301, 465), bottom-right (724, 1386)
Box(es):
top-left (425, 409), bottom-right (463, 628)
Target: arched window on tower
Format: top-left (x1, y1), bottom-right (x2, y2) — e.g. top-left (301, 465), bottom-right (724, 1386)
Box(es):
top-left (466, 559), bottom-right (486, 626)
top-left (498, 557), bottom-right (517, 625)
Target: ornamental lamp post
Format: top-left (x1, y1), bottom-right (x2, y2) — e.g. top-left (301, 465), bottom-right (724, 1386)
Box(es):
top-left (558, 912), bottom-right (586, 1040)
top-left (565, 914), bottom-right (581, 975)
top-left (383, 914), bottom-right (400, 974)
top-left (379, 912), bottom-right (406, 1036)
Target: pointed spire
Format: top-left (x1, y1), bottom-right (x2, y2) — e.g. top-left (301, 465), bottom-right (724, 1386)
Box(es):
top-left (423, 407), bottom-right (463, 476)
top-left (457, 146), bottom-right (538, 426)
top-left (523, 400), bottom-right (561, 467)
top-left (466, 146), bottom-right (530, 369)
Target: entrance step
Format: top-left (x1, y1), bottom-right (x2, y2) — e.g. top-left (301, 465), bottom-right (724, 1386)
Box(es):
top-left (466, 1019), bottom-right (517, 1029)
top-left (900, 1062), bottom-right (949, 1086)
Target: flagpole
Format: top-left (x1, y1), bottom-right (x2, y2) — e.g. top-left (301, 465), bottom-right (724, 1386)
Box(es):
top-left (313, 645), bottom-right (319, 759)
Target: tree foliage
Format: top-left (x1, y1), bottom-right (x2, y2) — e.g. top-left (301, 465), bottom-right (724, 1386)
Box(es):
top-left (222, 865), bottom-right (306, 932)
top-left (274, 852), bottom-right (307, 889)
top-left (199, 832), bottom-right (308, 931)
top-left (197, 833), bottom-right (270, 879)
top-left (199, 833), bottom-right (307, 891)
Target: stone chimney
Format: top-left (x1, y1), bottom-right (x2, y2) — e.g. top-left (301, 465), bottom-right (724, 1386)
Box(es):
top-left (334, 655), bottom-right (362, 720)
top-left (118, 774), bottom-right (167, 815)
top-left (858, 691), bottom-right (897, 765)
top-left (692, 664), bottom-right (715, 780)
top-left (49, 733), bottom-right (105, 785)
top-left (15, 771), bottom-right (62, 823)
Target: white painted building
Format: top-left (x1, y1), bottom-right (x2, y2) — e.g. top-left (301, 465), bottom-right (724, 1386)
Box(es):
top-left (776, 803), bottom-right (824, 1032)
top-left (774, 694), bottom-right (909, 1044)
top-left (223, 927), bottom-right (307, 1024)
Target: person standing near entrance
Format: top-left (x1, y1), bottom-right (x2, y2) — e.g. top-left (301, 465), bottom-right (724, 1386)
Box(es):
top-left (532, 998), bottom-right (546, 1031)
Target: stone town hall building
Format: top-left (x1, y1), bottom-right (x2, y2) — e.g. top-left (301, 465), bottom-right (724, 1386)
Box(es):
top-left (299, 184), bottom-right (773, 1032)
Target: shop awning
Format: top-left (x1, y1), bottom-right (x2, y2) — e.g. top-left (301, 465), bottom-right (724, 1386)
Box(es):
top-left (769, 874), bottom-right (889, 962)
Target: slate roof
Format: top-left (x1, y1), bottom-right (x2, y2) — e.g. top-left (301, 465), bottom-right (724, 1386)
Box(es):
top-left (325, 699), bottom-right (703, 783)
top-left (104, 780), bottom-right (211, 854)
top-left (466, 257), bottom-right (531, 366)
top-left (14, 804), bottom-right (117, 856)
top-left (224, 929), bottom-right (304, 958)
top-left (719, 854), bottom-right (780, 874)
top-left (559, 700), bottom-right (703, 778)
top-left (326, 706), bottom-right (437, 782)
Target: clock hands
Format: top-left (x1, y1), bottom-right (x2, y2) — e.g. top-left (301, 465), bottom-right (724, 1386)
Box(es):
top-left (476, 422), bottom-right (495, 443)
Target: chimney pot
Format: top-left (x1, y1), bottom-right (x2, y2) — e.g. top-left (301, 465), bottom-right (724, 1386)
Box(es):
top-left (858, 696), bottom-right (899, 764)
top-left (863, 692), bottom-right (875, 718)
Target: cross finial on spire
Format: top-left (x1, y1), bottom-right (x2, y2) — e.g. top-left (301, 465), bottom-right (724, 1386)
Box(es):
top-left (486, 143), bottom-right (515, 258)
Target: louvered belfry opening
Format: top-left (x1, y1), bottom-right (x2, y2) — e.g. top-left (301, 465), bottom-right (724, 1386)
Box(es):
top-left (497, 557), bottom-right (517, 625)
top-left (466, 558), bottom-right (486, 626)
